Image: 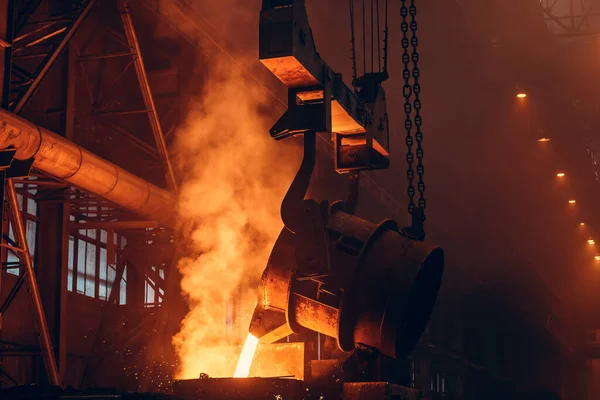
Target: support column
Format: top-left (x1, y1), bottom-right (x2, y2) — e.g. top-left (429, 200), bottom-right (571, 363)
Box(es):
top-left (36, 197), bottom-right (69, 385)
top-left (124, 243), bottom-right (145, 309)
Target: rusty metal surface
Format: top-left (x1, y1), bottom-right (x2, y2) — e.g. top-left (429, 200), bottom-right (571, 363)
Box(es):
top-left (250, 229), bottom-right (296, 343)
top-left (290, 293), bottom-right (339, 338)
top-left (261, 56), bottom-right (320, 88)
top-left (0, 109), bottom-right (176, 227)
top-left (173, 377), bottom-right (307, 400)
top-left (309, 359), bottom-right (341, 381)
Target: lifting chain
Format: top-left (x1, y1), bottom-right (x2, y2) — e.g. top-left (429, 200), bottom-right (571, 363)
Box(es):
top-left (401, 0), bottom-right (426, 239)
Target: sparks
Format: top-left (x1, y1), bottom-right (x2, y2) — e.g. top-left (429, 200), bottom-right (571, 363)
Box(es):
top-left (234, 333), bottom-right (259, 378)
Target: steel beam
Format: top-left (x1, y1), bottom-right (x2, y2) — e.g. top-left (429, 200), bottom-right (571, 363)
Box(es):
top-left (68, 220), bottom-right (160, 230)
top-left (5, 180), bottom-right (59, 385)
top-left (37, 197), bottom-right (70, 385)
top-left (12, 0), bottom-right (97, 114)
top-left (66, 39), bottom-right (76, 141)
top-left (120, 2), bottom-right (178, 193)
top-left (0, 0), bottom-right (14, 108)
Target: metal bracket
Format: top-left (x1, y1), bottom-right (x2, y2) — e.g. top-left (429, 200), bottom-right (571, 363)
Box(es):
top-left (400, 207), bottom-right (425, 241)
top-left (345, 172), bottom-right (360, 215)
top-left (294, 198), bottom-right (330, 277)
top-left (280, 132), bottom-right (317, 233)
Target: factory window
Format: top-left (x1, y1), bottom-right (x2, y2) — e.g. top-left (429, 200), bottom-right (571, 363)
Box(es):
top-left (5, 183), bottom-right (38, 276)
top-left (67, 220), bottom-right (127, 304)
top-left (430, 373), bottom-right (445, 394)
top-left (144, 265), bottom-right (165, 306)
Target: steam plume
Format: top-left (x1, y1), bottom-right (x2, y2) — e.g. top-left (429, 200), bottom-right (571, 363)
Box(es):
top-left (171, 56), bottom-right (299, 378)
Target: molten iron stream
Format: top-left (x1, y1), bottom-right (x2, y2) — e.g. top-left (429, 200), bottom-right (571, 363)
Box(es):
top-left (234, 333), bottom-right (259, 377)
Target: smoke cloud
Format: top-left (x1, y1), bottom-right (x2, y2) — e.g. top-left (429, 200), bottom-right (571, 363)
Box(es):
top-left (171, 54), bottom-right (300, 378)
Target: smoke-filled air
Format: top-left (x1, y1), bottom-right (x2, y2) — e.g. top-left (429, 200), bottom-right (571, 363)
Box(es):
top-left (171, 55), bottom-right (300, 379)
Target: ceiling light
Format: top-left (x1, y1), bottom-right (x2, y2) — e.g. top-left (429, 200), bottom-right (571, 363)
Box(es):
top-left (517, 92), bottom-right (527, 99)
top-left (595, 255), bottom-right (600, 261)
top-left (556, 172), bottom-right (565, 177)
top-left (569, 200), bottom-right (576, 204)
top-left (580, 222), bottom-right (586, 226)
top-left (537, 138), bottom-right (551, 142)
top-left (589, 239), bottom-right (595, 245)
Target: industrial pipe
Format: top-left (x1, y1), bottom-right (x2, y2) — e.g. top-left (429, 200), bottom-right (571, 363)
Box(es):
top-left (0, 109), bottom-right (176, 227)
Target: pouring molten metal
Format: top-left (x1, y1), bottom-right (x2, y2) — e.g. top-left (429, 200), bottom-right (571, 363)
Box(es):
top-left (233, 333), bottom-right (259, 378)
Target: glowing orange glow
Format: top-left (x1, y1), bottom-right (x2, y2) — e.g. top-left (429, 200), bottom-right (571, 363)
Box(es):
top-left (589, 239), bottom-right (596, 245)
top-left (595, 256), bottom-right (600, 261)
top-left (234, 333), bottom-right (259, 378)
top-left (581, 222), bottom-right (586, 226)
top-left (516, 92), bottom-right (527, 99)
top-left (556, 172), bottom-right (565, 177)
top-left (537, 138), bottom-right (551, 142)
top-left (170, 54), bottom-right (300, 379)
top-left (569, 200), bottom-right (576, 204)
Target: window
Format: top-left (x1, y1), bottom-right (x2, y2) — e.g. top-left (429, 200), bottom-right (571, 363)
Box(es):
top-left (67, 211), bottom-right (127, 304)
top-left (5, 183), bottom-right (38, 276)
top-left (3, 185), bottom-right (129, 305)
top-left (144, 265), bottom-right (165, 306)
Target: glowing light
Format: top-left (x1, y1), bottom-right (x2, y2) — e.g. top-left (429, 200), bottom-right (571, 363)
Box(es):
top-left (234, 333), bottom-right (259, 378)
top-left (516, 92), bottom-right (527, 99)
top-left (556, 172), bottom-right (565, 177)
top-left (537, 137), bottom-right (551, 142)
top-left (588, 239), bottom-right (596, 245)
top-left (580, 222), bottom-right (586, 226)
top-left (595, 256), bottom-right (600, 261)
top-left (568, 200), bottom-right (576, 204)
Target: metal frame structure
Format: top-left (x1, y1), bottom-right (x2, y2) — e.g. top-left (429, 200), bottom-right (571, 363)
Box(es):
top-left (0, 0), bottom-right (177, 387)
top-left (540, 0), bottom-right (600, 38)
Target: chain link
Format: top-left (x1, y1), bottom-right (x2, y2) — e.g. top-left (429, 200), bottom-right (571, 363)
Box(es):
top-left (410, 0), bottom-right (426, 220)
top-left (400, 0), bottom-right (415, 215)
top-left (400, 0), bottom-right (426, 222)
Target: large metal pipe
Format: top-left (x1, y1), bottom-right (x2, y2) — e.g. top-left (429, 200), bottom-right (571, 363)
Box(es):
top-left (249, 207), bottom-right (444, 360)
top-left (0, 109), bottom-right (176, 227)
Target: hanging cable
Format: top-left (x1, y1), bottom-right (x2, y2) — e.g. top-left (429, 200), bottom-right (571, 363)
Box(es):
top-left (383, 0), bottom-right (388, 75)
top-left (377, 0), bottom-right (381, 72)
top-left (349, 0), bottom-right (388, 81)
top-left (349, 0), bottom-right (357, 84)
top-left (371, 0), bottom-right (374, 72)
top-left (362, 0), bottom-right (366, 75)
